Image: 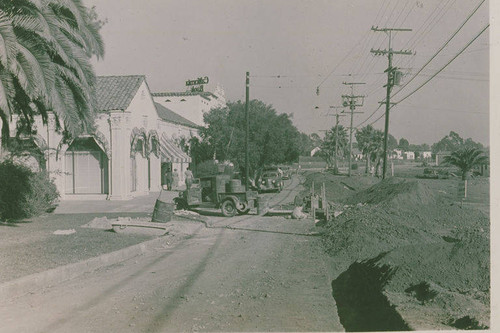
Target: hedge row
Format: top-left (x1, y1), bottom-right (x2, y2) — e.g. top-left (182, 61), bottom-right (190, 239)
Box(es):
top-left (0, 160), bottom-right (59, 221)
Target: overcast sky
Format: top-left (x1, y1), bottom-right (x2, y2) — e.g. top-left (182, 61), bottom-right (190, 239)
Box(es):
top-left (84, 0), bottom-right (490, 146)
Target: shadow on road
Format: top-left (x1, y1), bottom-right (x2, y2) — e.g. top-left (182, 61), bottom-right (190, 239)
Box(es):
top-left (331, 253), bottom-right (410, 332)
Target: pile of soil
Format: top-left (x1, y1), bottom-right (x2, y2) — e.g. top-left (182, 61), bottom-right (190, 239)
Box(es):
top-left (344, 177), bottom-right (436, 207)
top-left (319, 176), bottom-right (490, 330)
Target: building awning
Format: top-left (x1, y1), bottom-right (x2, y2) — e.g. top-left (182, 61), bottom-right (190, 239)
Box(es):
top-left (159, 133), bottom-right (191, 163)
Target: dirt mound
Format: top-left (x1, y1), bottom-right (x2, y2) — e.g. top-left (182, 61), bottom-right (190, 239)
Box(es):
top-left (344, 177), bottom-right (436, 207)
top-left (318, 175), bottom-right (490, 330)
top-left (381, 230), bottom-right (490, 293)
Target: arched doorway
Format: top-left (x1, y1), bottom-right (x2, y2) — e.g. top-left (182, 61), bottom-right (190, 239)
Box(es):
top-left (65, 137), bottom-right (109, 194)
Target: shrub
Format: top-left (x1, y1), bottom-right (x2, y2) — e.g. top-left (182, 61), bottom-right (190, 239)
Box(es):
top-left (0, 160), bottom-right (59, 220)
top-left (351, 163), bottom-right (358, 170)
top-left (423, 168), bottom-right (434, 175)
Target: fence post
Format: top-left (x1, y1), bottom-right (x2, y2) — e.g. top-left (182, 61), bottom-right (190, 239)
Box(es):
top-left (311, 181), bottom-right (315, 219)
top-left (322, 182), bottom-right (329, 221)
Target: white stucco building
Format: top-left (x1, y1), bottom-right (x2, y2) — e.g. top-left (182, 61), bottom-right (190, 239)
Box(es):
top-left (152, 85), bottom-right (227, 127)
top-left (404, 151), bottom-right (415, 160)
top-left (420, 151), bottom-right (432, 159)
top-left (392, 149), bottom-right (403, 160)
top-left (1, 75), bottom-right (199, 200)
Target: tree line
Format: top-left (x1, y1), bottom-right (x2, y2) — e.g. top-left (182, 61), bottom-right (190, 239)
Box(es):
top-left (183, 100), bottom-right (303, 176)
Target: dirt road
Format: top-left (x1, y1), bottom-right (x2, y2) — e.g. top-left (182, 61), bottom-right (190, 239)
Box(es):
top-left (0, 176), bottom-right (343, 332)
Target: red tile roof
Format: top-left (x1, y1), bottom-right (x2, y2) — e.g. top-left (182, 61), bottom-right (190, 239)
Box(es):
top-left (152, 91), bottom-right (218, 100)
top-left (96, 75), bottom-right (145, 111)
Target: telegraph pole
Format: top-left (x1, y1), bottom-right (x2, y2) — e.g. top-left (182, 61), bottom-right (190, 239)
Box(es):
top-left (327, 106), bottom-right (346, 175)
top-left (370, 27), bottom-right (413, 179)
top-left (342, 82), bottom-right (365, 177)
top-left (245, 71), bottom-right (250, 190)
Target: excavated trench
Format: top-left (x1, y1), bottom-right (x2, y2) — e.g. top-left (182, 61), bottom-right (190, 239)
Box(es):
top-left (331, 253), bottom-right (411, 332)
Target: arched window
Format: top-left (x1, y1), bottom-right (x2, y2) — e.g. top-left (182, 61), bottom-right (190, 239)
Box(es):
top-left (130, 128), bottom-right (147, 158)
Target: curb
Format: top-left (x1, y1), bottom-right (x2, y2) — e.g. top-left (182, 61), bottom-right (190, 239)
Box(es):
top-left (0, 235), bottom-right (169, 300)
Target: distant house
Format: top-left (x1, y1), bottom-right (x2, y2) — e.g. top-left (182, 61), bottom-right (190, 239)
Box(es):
top-left (352, 148), bottom-right (363, 160)
top-left (404, 151), bottom-right (415, 160)
top-left (420, 151), bottom-right (432, 160)
top-left (392, 149), bottom-right (403, 160)
top-left (435, 151), bottom-right (452, 166)
top-left (310, 147), bottom-right (321, 157)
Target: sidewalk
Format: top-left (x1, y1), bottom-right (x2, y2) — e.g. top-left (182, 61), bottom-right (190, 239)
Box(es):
top-left (54, 190), bottom-right (179, 214)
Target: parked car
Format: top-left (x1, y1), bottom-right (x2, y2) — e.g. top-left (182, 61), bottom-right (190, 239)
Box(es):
top-left (258, 171), bottom-right (284, 193)
top-left (279, 166), bottom-right (291, 179)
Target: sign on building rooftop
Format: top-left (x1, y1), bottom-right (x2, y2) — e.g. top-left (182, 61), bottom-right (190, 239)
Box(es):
top-left (185, 76), bottom-right (209, 92)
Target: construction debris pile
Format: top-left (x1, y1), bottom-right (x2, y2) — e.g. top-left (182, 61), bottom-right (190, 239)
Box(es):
top-left (317, 176), bottom-right (489, 330)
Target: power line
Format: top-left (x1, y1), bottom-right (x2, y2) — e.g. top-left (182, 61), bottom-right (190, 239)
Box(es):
top-left (351, 0), bottom-right (393, 77)
top-left (360, 17), bottom-right (489, 129)
top-left (410, 0), bottom-right (458, 49)
top-left (317, 30), bottom-right (372, 88)
top-left (414, 74), bottom-right (487, 82)
top-left (370, 26), bottom-right (414, 179)
top-left (355, 103), bottom-right (384, 128)
top-left (398, 0), bottom-right (455, 71)
top-left (392, 0), bottom-right (486, 98)
top-left (365, 101), bottom-right (489, 128)
top-left (394, 24), bottom-right (489, 105)
top-left (394, 0), bottom-right (418, 34)
top-left (400, 105), bottom-right (488, 114)
top-left (368, 111), bottom-right (385, 126)
top-left (350, 0), bottom-right (406, 82)
top-left (402, 0), bottom-right (453, 49)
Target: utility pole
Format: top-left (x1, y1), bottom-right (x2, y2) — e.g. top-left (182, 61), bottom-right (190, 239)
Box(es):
top-left (245, 71), bottom-right (250, 191)
top-left (326, 106), bottom-right (346, 175)
top-left (342, 82), bottom-right (365, 177)
top-left (370, 26), bottom-right (413, 179)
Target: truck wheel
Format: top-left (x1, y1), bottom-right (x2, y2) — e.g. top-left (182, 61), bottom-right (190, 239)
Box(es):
top-left (221, 199), bottom-right (237, 217)
top-left (237, 203), bottom-right (250, 215)
top-left (237, 208), bottom-right (250, 215)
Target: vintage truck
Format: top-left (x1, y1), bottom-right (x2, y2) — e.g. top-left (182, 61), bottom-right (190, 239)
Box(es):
top-left (174, 174), bottom-right (258, 217)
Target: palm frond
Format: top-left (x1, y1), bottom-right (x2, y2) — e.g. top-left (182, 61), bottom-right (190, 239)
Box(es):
top-left (0, 10), bottom-right (18, 69)
top-left (0, 69), bottom-right (15, 122)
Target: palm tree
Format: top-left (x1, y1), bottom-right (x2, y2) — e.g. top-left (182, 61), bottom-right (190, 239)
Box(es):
top-left (319, 125), bottom-right (348, 170)
top-left (355, 125), bottom-right (375, 174)
top-left (368, 130), bottom-right (385, 177)
top-left (0, 0), bottom-right (104, 144)
top-left (443, 147), bottom-right (488, 180)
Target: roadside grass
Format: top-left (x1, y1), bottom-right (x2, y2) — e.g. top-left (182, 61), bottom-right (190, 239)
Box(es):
top-left (0, 212), bottom-right (154, 283)
top-left (392, 162), bottom-right (489, 213)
